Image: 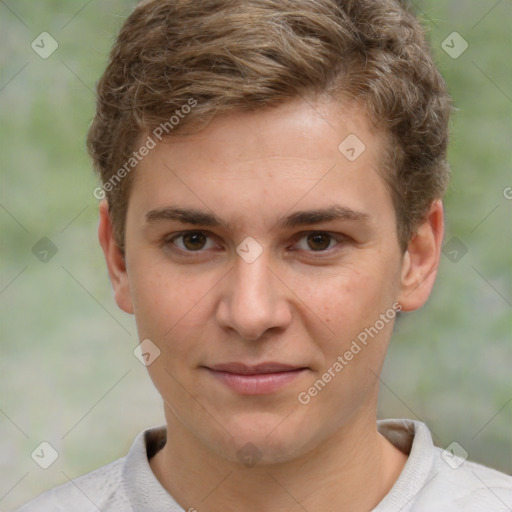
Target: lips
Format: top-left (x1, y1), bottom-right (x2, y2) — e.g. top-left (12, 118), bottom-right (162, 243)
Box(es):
top-left (204, 362), bottom-right (308, 394)
top-left (209, 362), bottom-right (305, 375)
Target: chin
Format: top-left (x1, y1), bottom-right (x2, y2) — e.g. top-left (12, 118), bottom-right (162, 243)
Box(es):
top-left (208, 410), bottom-right (318, 466)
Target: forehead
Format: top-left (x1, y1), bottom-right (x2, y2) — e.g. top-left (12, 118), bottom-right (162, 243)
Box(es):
top-left (128, 97), bottom-right (394, 231)
top-left (145, 98), bottom-right (379, 171)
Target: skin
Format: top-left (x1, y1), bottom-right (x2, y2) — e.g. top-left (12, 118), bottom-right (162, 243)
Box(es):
top-left (99, 97), bottom-right (444, 512)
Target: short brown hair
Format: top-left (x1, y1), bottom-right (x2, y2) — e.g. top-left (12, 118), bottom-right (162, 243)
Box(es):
top-left (87, 0), bottom-right (452, 252)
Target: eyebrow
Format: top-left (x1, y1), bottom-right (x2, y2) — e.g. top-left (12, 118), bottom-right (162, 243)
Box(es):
top-left (145, 207), bottom-right (229, 228)
top-left (145, 205), bottom-right (369, 230)
top-left (279, 206), bottom-right (368, 228)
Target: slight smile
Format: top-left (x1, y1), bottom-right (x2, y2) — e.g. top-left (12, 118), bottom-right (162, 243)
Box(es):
top-left (203, 362), bottom-right (309, 395)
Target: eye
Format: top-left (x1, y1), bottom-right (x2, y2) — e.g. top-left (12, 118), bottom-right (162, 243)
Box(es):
top-left (168, 231), bottom-right (218, 252)
top-left (293, 232), bottom-right (343, 252)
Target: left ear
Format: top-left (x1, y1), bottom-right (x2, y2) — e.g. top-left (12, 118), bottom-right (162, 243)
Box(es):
top-left (98, 200), bottom-right (134, 315)
top-left (398, 199), bottom-right (444, 312)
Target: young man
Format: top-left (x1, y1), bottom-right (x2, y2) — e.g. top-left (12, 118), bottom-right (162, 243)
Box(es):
top-left (18, 0), bottom-right (512, 510)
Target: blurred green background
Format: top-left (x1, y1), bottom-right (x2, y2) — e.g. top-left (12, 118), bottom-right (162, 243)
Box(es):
top-left (1, 0), bottom-right (511, 508)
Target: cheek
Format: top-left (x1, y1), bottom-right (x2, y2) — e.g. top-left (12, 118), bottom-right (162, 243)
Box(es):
top-left (291, 260), bottom-right (400, 386)
top-left (128, 265), bottom-right (212, 396)
top-left (130, 269), bottom-right (170, 336)
top-left (293, 266), bottom-right (399, 421)
top-left (128, 262), bottom-right (209, 347)
top-left (297, 263), bottom-right (395, 329)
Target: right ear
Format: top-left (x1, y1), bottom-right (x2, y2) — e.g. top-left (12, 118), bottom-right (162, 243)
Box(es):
top-left (97, 200), bottom-right (134, 314)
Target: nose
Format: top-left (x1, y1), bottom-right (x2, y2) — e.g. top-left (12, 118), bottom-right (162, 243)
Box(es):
top-left (215, 252), bottom-right (293, 341)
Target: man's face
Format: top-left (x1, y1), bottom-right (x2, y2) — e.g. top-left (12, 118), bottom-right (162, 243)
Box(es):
top-left (113, 99), bottom-right (419, 463)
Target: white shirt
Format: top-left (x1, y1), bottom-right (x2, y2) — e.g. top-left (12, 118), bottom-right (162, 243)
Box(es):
top-left (16, 419), bottom-right (512, 511)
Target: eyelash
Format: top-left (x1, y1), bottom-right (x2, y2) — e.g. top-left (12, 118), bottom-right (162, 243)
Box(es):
top-left (164, 230), bottom-right (348, 258)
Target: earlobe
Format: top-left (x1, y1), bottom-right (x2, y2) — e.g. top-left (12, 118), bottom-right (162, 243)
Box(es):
top-left (398, 200), bottom-right (444, 312)
top-left (97, 200), bottom-right (134, 314)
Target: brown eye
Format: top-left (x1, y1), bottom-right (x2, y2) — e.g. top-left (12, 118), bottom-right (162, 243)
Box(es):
top-left (171, 231), bottom-right (208, 252)
top-left (166, 230), bottom-right (221, 257)
top-left (181, 232), bottom-right (208, 251)
top-left (306, 233), bottom-right (332, 251)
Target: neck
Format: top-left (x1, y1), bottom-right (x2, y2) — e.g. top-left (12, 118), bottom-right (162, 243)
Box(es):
top-left (150, 406), bottom-right (408, 512)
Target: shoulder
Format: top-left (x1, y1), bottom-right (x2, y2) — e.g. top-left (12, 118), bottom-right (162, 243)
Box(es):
top-left (15, 457), bottom-right (131, 512)
top-left (15, 426), bottom-right (168, 512)
top-left (421, 446), bottom-right (512, 511)
top-left (376, 419), bottom-right (512, 511)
